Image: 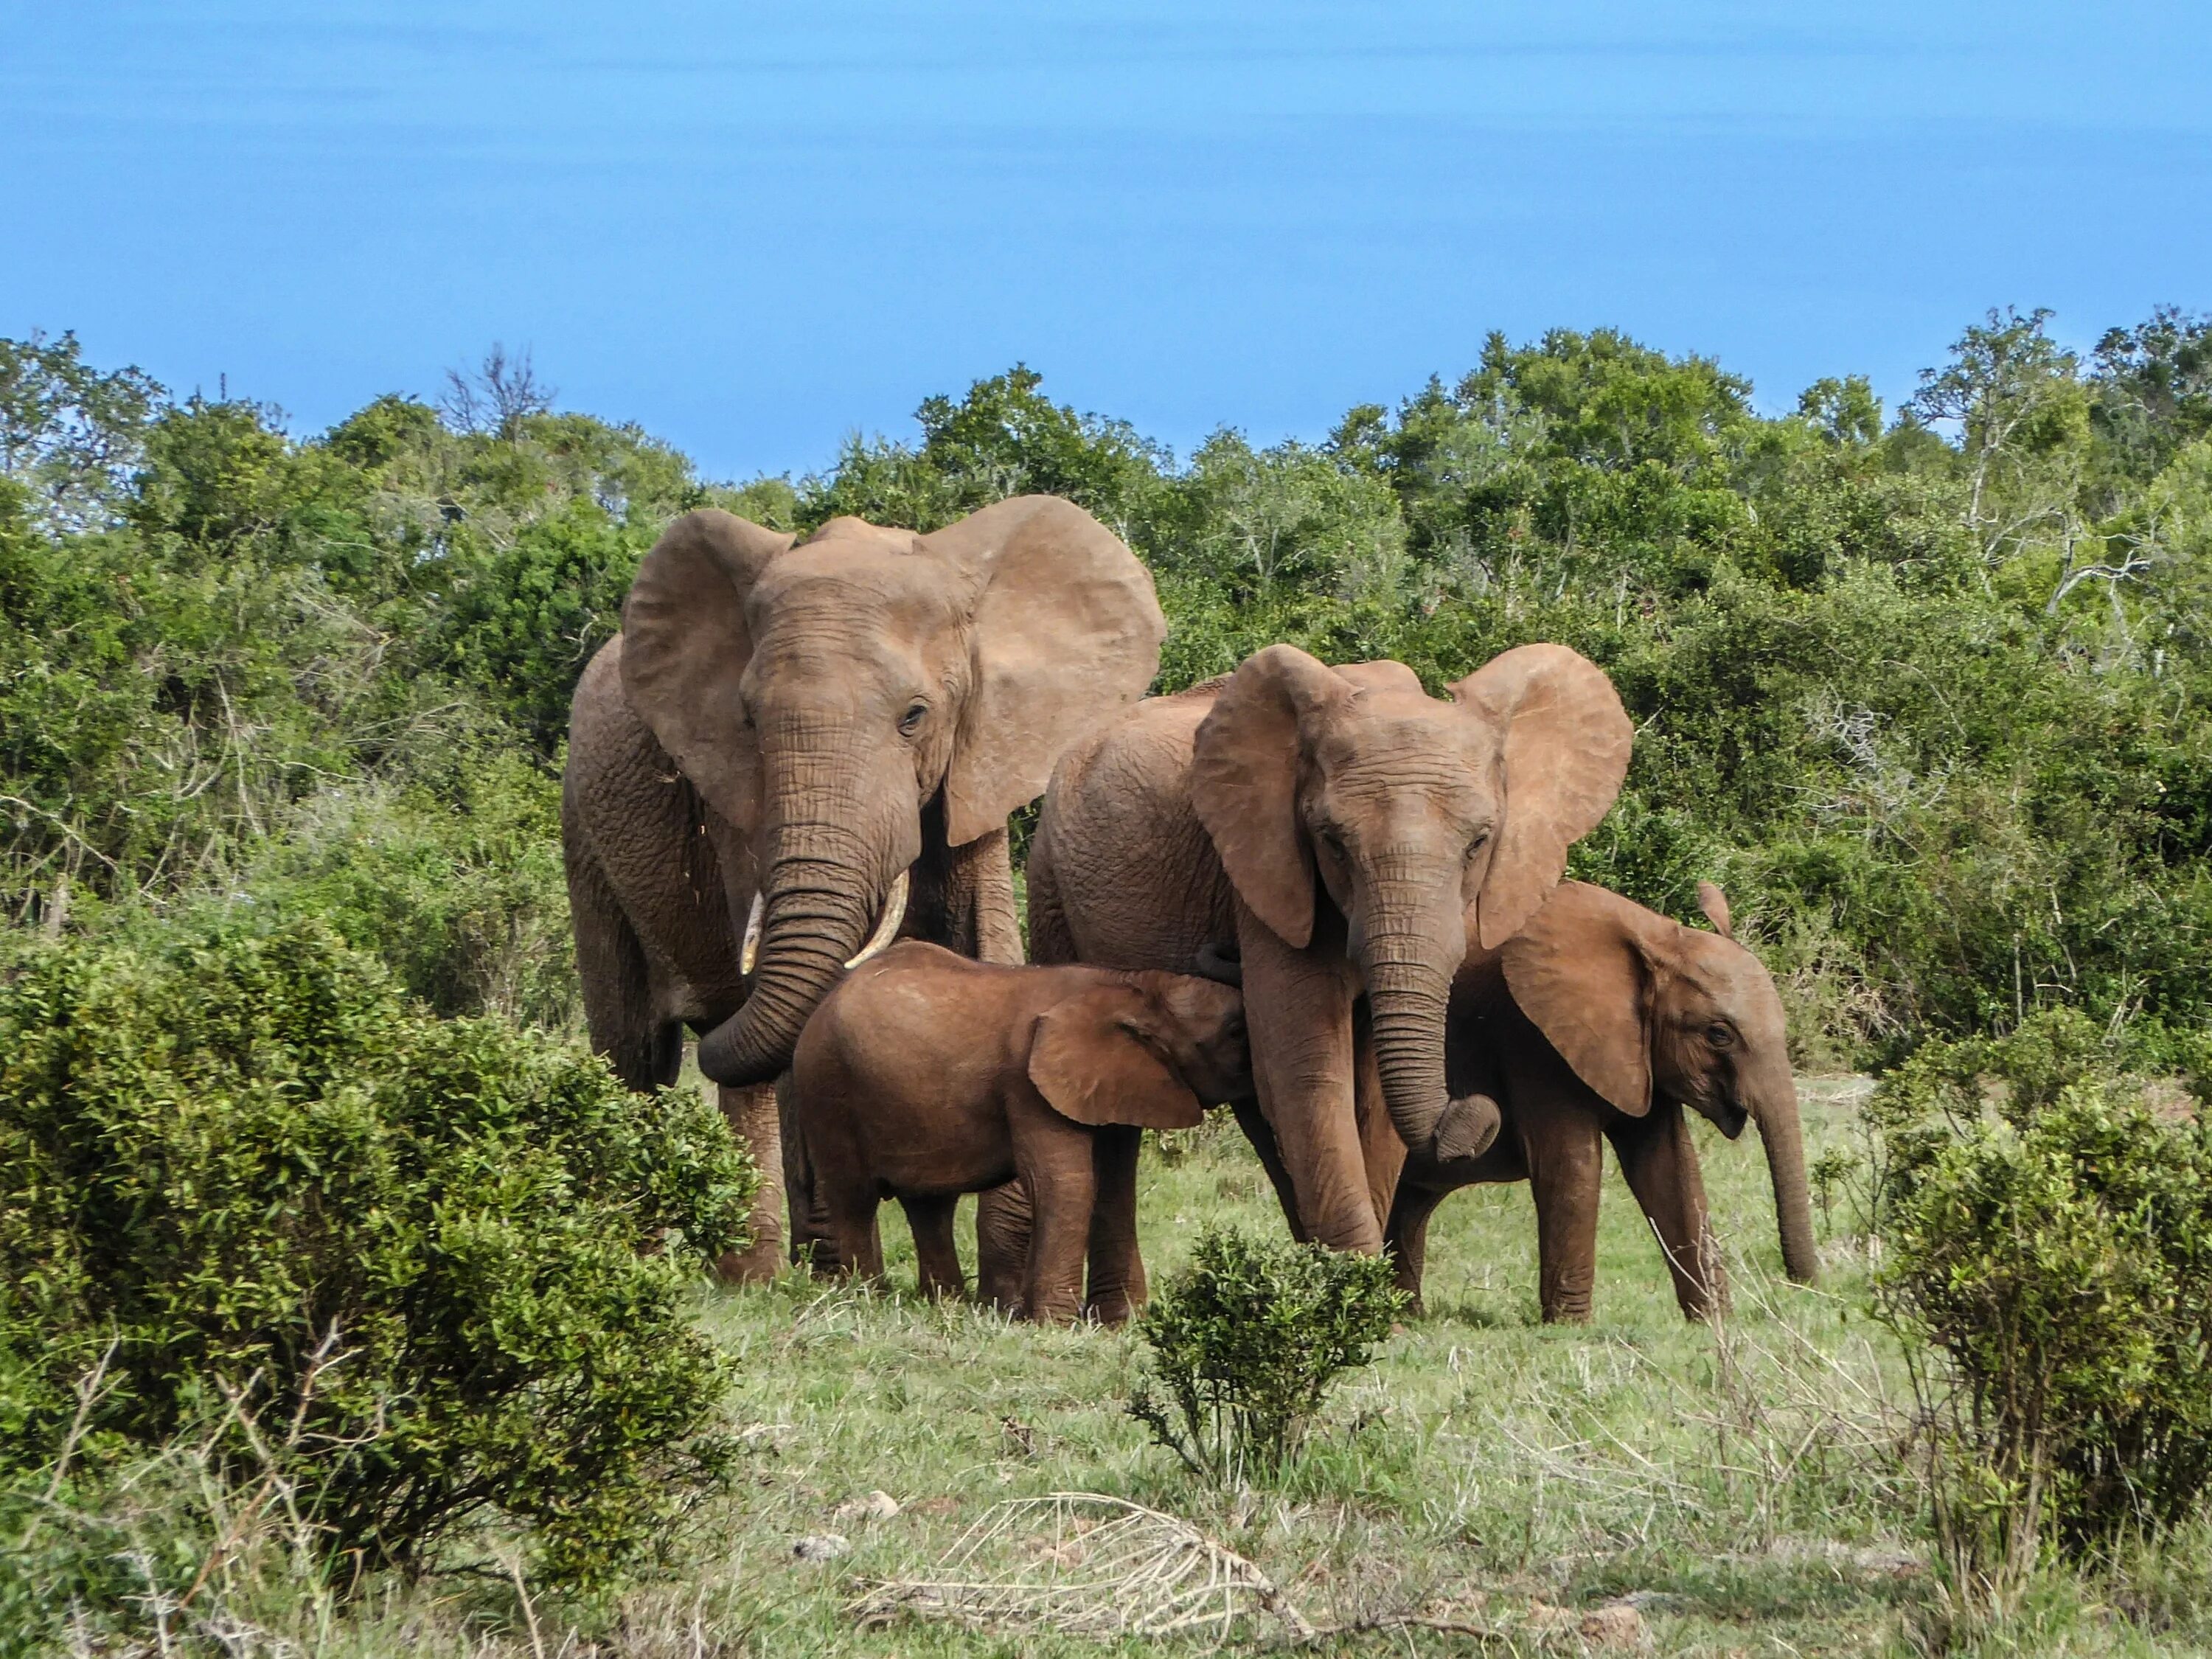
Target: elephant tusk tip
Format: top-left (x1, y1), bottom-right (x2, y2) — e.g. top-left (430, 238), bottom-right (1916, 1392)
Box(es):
top-left (740, 891), bottom-right (765, 976)
top-left (844, 868), bottom-right (910, 969)
top-left (742, 868), bottom-right (910, 982)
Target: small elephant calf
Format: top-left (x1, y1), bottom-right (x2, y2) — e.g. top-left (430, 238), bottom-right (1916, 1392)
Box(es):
top-left (789, 941), bottom-right (1253, 1324)
top-left (1388, 880), bottom-right (1819, 1323)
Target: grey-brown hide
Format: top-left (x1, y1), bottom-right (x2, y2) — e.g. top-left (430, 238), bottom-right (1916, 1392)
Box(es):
top-left (1026, 641), bottom-right (1630, 1255)
top-left (1386, 880), bottom-right (1817, 1321)
top-left (563, 495), bottom-right (1162, 1279)
top-left (790, 942), bottom-right (1253, 1324)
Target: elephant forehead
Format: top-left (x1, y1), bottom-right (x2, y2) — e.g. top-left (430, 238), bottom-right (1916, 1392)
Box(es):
top-left (1682, 939), bottom-right (1783, 1023)
top-left (748, 553), bottom-right (974, 636)
top-left (1310, 709), bottom-right (1492, 790)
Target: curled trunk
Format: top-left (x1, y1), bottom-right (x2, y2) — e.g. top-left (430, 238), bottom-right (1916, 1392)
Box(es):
top-left (1364, 903), bottom-right (1495, 1162)
top-left (698, 820), bottom-right (882, 1086)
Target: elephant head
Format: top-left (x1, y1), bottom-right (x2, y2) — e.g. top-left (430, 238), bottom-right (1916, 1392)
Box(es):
top-left (621, 496), bottom-right (1164, 1086)
top-left (1189, 643), bottom-right (1631, 1165)
top-left (1500, 880), bottom-right (1820, 1284)
top-left (1027, 973), bottom-right (1253, 1130)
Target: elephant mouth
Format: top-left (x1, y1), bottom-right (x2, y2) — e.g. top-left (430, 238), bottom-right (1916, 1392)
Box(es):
top-left (1716, 1103), bottom-right (1750, 1140)
top-left (740, 867), bottom-right (911, 978)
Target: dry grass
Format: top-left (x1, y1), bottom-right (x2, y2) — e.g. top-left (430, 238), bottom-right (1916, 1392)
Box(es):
top-left (19, 1079), bottom-right (2212, 1656)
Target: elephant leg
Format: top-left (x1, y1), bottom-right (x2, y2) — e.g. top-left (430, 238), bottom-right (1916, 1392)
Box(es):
top-left (907, 800), bottom-right (1024, 965)
top-left (1352, 1001), bottom-right (1408, 1239)
top-left (949, 825), bottom-right (1025, 965)
top-left (780, 1075), bottom-right (840, 1275)
top-left (821, 1172), bottom-right (886, 1287)
top-left (1024, 831), bottom-right (1075, 966)
top-left (974, 1182), bottom-right (1032, 1313)
top-left (1082, 1126), bottom-right (1146, 1326)
top-left (714, 1079), bottom-right (787, 1284)
top-left (1230, 1098), bottom-right (1311, 1245)
top-left (900, 1194), bottom-right (967, 1300)
top-left (1383, 1180), bottom-right (1447, 1315)
top-left (1610, 1102), bottom-right (1723, 1319)
top-left (1011, 1102), bottom-right (1097, 1326)
top-left (1524, 1110), bottom-right (1607, 1323)
top-left (565, 828), bottom-right (680, 1091)
top-left (1237, 902), bottom-right (1377, 1251)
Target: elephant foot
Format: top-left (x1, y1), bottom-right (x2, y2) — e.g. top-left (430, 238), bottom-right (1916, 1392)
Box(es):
top-left (715, 1234), bottom-right (785, 1284)
top-left (1085, 1293), bottom-right (1140, 1327)
top-left (1431, 1092), bottom-right (1502, 1163)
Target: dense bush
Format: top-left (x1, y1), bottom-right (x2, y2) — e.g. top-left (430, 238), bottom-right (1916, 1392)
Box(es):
top-left (11, 316), bottom-right (2212, 1062)
top-left (1869, 1010), bottom-right (2212, 1576)
top-left (0, 918), bottom-right (755, 1590)
top-left (1129, 1227), bottom-right (1403, 1484)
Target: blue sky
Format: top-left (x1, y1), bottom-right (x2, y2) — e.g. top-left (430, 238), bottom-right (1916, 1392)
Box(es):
top-left (4, 2), bottom-right (2209, 479)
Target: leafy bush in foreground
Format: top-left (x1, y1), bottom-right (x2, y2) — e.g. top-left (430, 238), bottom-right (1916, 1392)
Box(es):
top-left (1871, 1011), bottom-right (2212, 1592)
top-left (0, 919), bottom-right (754, 1593)
top-left (1130, 1227), bottom-right (1403, 1484)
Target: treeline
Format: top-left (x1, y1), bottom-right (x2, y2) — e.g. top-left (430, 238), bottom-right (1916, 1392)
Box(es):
top-left (4, 310), bottom-right (2211, 1060)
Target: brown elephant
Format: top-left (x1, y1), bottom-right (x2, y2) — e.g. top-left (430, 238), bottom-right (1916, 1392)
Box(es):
top-left (788, 941), bottom-right (1253, 1324)
top-left (1026, 643), bottom-right (1632, 1254)
top-left (562, 498), bottom-right (1164, 1278)
top-left (1385, 880), bottom-right (1820, 1321)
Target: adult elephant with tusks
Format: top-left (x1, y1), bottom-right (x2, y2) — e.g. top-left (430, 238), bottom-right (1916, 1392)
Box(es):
top-left (562, 496), bottom-right (1165, 1281)
top-left (1026, 642), bottom-right (1633, 1256)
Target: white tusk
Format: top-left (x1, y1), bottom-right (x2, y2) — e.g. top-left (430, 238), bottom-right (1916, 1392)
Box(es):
top-left (740, 891), bottom-right (765, 976)
top-left (741, 869), bottom-right (909, 980)
top-left (845, 869), bottom-right (909, 968)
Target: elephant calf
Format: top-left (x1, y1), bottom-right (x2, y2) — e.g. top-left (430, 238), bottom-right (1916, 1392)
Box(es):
top-left (789, 941), bottom-right (1253, 1324)
top-left (1388, 881), bottom-right (1819, 1323)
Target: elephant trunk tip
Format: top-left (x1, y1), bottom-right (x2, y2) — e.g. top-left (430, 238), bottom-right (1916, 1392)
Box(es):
top-left (1430, 1092), bottom-right (1501, 1163)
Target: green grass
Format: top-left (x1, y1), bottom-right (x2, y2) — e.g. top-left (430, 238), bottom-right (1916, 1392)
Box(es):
top-left (51, 1077), bottom-right (2212, 1656)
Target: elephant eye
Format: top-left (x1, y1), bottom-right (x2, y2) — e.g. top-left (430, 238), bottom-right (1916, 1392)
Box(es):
top-left (1706, 1023), bottom-right (1735, 1048)
top-left (899, 701), bottom-right (928, 735)
top-left (1464, 830), bottom-right (1490, 863)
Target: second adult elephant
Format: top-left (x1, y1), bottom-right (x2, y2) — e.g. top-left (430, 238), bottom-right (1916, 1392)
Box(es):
top-left (1387, 880), bottom-right (1820, 1321)
top-left (1028, 644), bottom-right (1632, 1253)
top-left (563, 497), bottom-right (1164, 1277)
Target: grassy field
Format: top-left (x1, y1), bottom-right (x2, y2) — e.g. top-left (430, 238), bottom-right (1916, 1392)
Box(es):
top-left (188, 1077), bottom-right (2212, 1658)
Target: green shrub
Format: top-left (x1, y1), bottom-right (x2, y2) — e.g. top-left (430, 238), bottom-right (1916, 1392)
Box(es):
top-left (1870, 1010), bottom-right (2212, 1590)
top-left (0, 917), bottom-right (754, 1593)
top-left (246, 752), bottom-right (578, 1029)
top-left (1128, 1227), bottom-right (1403, 1484)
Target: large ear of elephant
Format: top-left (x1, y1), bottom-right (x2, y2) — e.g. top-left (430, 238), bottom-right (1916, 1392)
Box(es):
top-left (1027, 985), bottom-right (1206, 1130)
top-left (1500, 882), bottom-right (1656, 1116)
top-left (1188, 644), bottom-right (1350, 950)
top-left (1451, 644), bottom-right (1633, 949)
top-left (619, 509), bottom-right (796, 830)
top-left (925, 496), bottom-right (1166, 847)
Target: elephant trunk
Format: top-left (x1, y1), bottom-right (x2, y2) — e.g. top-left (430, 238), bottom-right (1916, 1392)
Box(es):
top-left (1361, 895), bottom-right (1496, 1163)
top-left (698, 809), bottom-right (897, 1087)
top-left (1753, 1062), bottom-right (1820, 1284)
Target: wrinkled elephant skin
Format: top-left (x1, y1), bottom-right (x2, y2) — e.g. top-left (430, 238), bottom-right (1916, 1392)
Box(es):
top-left (563, 498), bottom-right (1164, 1280)
top-left (1026, 643), bottom-right (1631, 1253)
top-left (1388, 880), bottom-right (1820, 1322)
top-left (790, 942), bottom-right (1253, 1325)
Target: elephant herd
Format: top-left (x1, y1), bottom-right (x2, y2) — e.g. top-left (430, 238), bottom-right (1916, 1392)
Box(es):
top-left (562, 496), bottom-right (1819, 1325)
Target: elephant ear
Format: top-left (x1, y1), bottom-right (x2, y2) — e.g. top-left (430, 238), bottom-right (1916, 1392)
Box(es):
top-left (1189, 644), bottom-right (1349, 950)
top-left (1696, 880), bottom-right (1735, 939)
top-left (925, 496), bottom-right (1166, 847)
top-left (619, 509), bottom-right (794, 830)
top-left (1451, 644), bottom-right (1633, 949)
top-left (1027, 985), bottom-right (1206, 1130)
top-left (1501, 882), bottom-right (1656, 1116)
